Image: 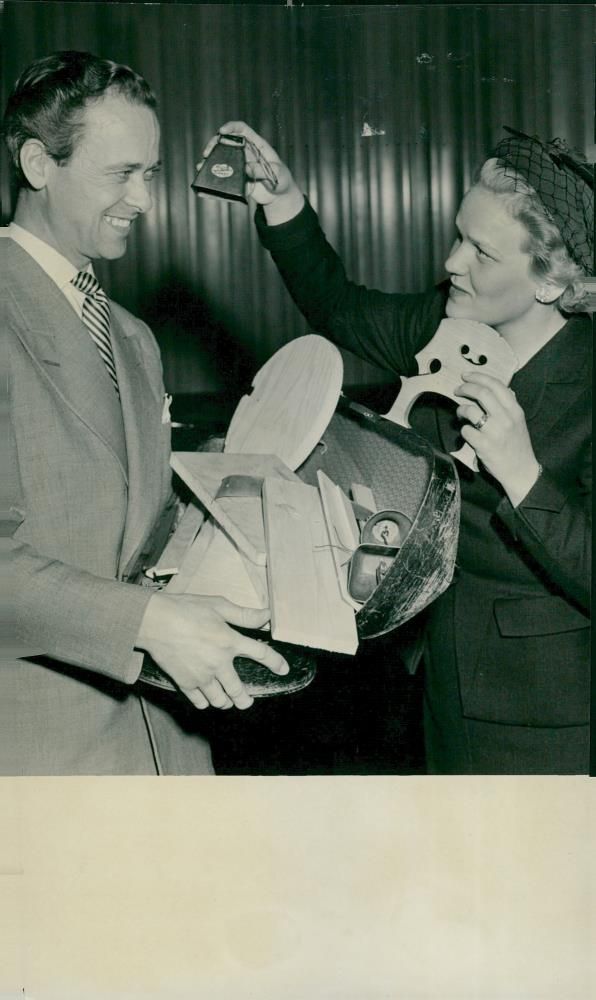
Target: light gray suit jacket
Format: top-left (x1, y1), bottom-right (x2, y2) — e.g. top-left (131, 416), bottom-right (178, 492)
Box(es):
top-left (2, 235), bottom-right (213, 774)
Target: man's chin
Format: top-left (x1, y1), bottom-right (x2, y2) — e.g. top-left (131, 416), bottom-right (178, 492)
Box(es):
top-left (101, 243), bottom-right (128, 261)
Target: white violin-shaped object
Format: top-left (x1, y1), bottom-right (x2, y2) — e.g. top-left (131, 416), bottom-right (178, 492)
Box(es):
top-left (384, 318), bottom-right (519, 471)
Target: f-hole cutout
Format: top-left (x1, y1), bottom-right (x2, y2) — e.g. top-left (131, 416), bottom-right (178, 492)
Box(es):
top-left (460, 345), bottom-right (488, 366)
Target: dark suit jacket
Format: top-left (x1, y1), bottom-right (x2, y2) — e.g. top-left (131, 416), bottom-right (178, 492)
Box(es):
top-left (2, 233), bottom-right (213, 774)
top-left (255, 201), bottom-right (591, 729)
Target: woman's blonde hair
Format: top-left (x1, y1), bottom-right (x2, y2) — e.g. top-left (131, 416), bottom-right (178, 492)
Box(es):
top-left (476, 158), bottom-right (589, 314)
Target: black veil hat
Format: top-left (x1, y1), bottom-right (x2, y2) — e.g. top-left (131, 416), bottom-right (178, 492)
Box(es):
top-left (490, 126), bottom-right (594, 274)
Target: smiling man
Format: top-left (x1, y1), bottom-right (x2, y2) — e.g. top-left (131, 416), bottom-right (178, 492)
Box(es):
top-left (2, 52), bottom-right (288, 775)
top-left (10, 86), bottom-right (161, 265)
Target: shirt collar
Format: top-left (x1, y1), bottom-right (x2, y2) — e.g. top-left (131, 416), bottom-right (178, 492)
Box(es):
top-left (7, 222), bottom-right (94, 292)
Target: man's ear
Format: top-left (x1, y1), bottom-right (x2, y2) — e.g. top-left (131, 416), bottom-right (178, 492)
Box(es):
top-left (19, 139), bottom-right (54, 190)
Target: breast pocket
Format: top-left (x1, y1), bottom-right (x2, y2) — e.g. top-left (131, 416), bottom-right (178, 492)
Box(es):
top-left (494, 595), bottom-right (590, 637)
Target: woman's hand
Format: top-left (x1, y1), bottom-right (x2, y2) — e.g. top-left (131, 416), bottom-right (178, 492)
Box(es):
top-left (198, 121), bottom-right (305, 223)
top-left (455, 371), bottom-right (542, 506)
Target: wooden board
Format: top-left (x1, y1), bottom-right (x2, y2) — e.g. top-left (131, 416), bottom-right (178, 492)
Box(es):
top-left (145, 500), bottom-right (206, 579)
top-left (262, 477), bottom-right (358, 655)
top-left (317, 470), bottom-right (361, 609)
top-left (224, 335), bottom-right (343, 470)
top-left (350, 483), bottom-right (377, 519)
top-left (175, 524), bottom-right (267, 608)
top-left (170, 452), bottom-right (300, 565)
top-left (165, 518), bottom-right (217, 595)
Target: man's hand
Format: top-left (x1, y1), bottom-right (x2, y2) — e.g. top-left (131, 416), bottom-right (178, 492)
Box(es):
top-left (198, 121), bottom-right (305, 224)
top-left (136, 593), bottom-right (289, 710)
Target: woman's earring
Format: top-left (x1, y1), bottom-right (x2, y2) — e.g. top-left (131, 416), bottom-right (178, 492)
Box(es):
top-left (535, 284), bottom-right (563, 305)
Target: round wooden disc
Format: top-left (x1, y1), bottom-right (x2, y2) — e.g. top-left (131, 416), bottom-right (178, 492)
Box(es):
top-left (224, 335), bottom-right (343, 470)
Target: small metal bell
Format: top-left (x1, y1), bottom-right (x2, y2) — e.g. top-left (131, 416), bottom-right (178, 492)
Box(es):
top-left (191, 133), bottom-right (247, 203)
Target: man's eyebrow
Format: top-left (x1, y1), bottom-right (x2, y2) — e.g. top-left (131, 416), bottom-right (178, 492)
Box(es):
top-left (108, 160), bottom-right (162, 171)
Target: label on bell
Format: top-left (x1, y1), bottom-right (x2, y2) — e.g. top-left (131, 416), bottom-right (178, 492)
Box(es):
top-left (211, 163), bottom-right (234, 178)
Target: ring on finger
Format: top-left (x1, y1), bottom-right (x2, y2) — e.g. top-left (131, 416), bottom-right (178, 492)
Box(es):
top-left (472, 410), bottom-right (489, 431)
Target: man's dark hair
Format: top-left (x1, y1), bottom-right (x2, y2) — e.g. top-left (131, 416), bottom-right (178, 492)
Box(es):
top-left (3, 50), bottom-right (157, 190)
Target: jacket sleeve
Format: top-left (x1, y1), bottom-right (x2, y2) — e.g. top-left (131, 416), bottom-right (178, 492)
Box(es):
top-left (255, 201), bottom-right (447, 377)
top-left (496, 434), bottom-right (592, 614)
top-left (5, 538), bottom-right (153, 683)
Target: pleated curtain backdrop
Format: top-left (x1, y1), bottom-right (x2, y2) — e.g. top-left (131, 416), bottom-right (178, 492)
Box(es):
top-left (1, 3), bottom-right (593, 395)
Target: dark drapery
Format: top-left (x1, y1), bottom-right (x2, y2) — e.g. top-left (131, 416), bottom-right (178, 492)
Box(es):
top-left (1, 2), bottom-right (593, 394)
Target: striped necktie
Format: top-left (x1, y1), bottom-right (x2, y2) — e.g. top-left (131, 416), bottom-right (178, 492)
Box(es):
top-left (71, 271), bottom-right (119, 396)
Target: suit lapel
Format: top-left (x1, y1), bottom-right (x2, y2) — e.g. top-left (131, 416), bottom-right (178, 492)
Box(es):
top-left (111, 306), bottom-right (166, 575)
top-left (6, 242), bottom-right (128, 478)
top-left (510, 315), bottom-right (590, 447)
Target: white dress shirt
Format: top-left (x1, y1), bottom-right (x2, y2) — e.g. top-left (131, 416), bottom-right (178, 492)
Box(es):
top-left (6, 222), bottom-right (95, 320)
